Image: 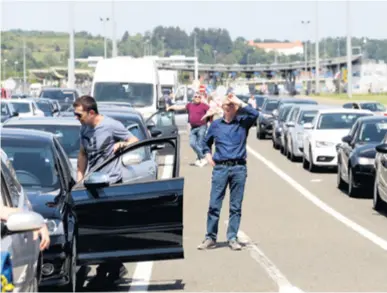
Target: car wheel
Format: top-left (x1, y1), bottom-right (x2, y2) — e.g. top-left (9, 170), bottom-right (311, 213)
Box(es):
top-left (347, 168), bottom-right (358, 197)
top-left (308, 148), bottom-right (316, 172)
top-left (257, 124), bottom-right (264, 139)
top-left (64, 237), bottom-right (77, 292)
top-left (336, 160), bottom-right (346, 190)
top-left (373, 179), bottom-right (386, 211)
top-left (288, 139), bottom-right (296, 162)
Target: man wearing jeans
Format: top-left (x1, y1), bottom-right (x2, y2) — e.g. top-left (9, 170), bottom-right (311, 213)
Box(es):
top-left (167, 93), bottom-right (209, 167)
top-left (198, 94), bottom-right (259, 250)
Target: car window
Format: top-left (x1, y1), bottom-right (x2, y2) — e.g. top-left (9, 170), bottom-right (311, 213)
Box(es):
top-left (298, 110), bottom-right (318, 125)
top-left (10, 102), bottom-right (31, 113)
top-left (1, 139), bottom-right (60, 190)
top-left (0, 171), bottom-right (13, 207)
top-left (149, 111), bottom-right (175, 127)
top-left (316, 113), bottom-right (371, 130)
top-left (1, 103), bottom-right (9, 115)
top-left (264, 100), bottom-right (279, 111)
top-left (358, 122), bottom-right (387, 143)
top-left (41, 90), bottom-right (67, 100)
top-left (36, 101), bottom-right (52, 112)
top-left (343, 103), bottom-right (353, 109)
top-left (360, 103), bottom-right (386, 112)
top-left (255, 97), bottom-right (265, 108)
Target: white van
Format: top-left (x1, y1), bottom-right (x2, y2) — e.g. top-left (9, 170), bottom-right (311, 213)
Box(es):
top-left (91, 57), bottom-right (161, 119)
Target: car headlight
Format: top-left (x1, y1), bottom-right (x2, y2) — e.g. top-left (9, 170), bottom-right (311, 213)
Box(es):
top-left (46, 219), bottom-right (64, 236)
top-left (315, 141), bottom-right (335, 148)
top-left (358, 157), bottom-right (375, 165)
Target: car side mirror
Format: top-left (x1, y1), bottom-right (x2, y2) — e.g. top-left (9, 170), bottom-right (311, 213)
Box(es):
top-left (84, 172), bottom-right (110, 189)
top-left (272, 109), bottom-right (279, 117)
top-left (303, 123), bottom-right (313, 129)
top-left (342, 135), bottom-right (352, 144)
top-left (2, 211), bottom-right (45, 237)
top-left (150, 129), bottom-right (162, 137)
top-left (12, 111), bottom-right (19, 117)
top-left (375, 143), bottom-right (387, 154)
top-left (286, 121), bottom-right (295, 127)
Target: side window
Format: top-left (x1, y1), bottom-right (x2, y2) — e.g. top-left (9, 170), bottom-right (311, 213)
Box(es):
top-left (1, 172), bottom-right (13, 208)
top-left (352, 103), bottom-right (360, 109)
top-left (343, 103), bottom-right (353, 109)
top-left (1, 163), bottom-right (20, 207)
top-left (348, 121), bottom-right (359, 138)
top-left (290, 108), bottom-right (300, 122)
top-left (149, 111), bottom-right (175, 127)
top-left (175, 88), bottom-right (184, 101)
top-left (54, 139), bottom-right (72, 185)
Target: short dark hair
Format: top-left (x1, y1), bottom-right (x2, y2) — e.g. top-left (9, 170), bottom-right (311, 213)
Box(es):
top-left (73, 95), bottom-right (99, 114)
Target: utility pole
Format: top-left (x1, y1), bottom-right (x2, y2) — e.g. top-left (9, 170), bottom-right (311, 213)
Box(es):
top-left (100, 17), bottom-right (110, 58)
top-left (346, 0), bottom-right (352, 98)
top-left (68, 2), bottom-right (75, 89)
top-left (301, 20), bottom-right (310, 93)
top-left (315, 1), bottom-right (320, 95)
top-left (111, 0), bottom-right (117, 57)
top-left (23, 39), bottom-right (27, 93)
top-left (193, 32), bottom-right (197, 57)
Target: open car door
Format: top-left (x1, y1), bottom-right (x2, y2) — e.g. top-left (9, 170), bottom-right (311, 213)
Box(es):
top-left (71, 135), bottom-right (184, 266)
top-left (145, 110), bottom-right (179, 138)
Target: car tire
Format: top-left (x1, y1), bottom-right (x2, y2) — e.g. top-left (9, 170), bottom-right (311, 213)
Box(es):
top-left (308, 148), bottom-right (317, 172)
top-left (257, 124), bottom-right (265, 139)
top-left (302, 154), bottom-right (308, 169)
top-left (347, 168), bottom-right (358, 197)
top-left (336, 160), bottom-right (346, 190)
top-left (373, 180), bottom-right (386, 212)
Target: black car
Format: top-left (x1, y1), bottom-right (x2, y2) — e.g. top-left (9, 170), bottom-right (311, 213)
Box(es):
top-left (337, 116), bottom-right (387, 197)
top-left (1, 128), bottom-right (185, 290)
top-left (0, 128), bottom-right (78, 291)
top-left (256, 97), bottom-right (280, 139)
top-left (374, 139), bottom-right (387, 211)
top-left (1, 101), bottom-right (19, 123)
top-left (34, 98), bottom-right (59, 117)
top-left (39, 88), bottom-right (78, 111)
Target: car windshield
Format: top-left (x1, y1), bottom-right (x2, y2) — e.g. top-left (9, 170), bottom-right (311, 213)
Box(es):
top-left (298, 110), bottom-right (318, 125)
top-left (255, 97), bottom-right (266, 107)
top-left (317, 113), bottom-right (371, 129)
top-left (1, 103), bottom-right (9, 115)
top-left (1, 139), bottom-right (60, 190)
top-left (264, 100), bottom-right (279, 111)
top-left (279, 107), bottom-right (292, 122)
top-left (36, 101), bottom-right (52, 112)
top-left (358, 122), bottom-right (387, 142)
top-left (93, 82), bottom-right (154, 108)
top-left (10, 102), bottom-right (30, 113)
top-left (4, 124), bottom-right (81, 159)
top-left (360, 103), bottom-right (386, 112)
top-left (41, 90), bottom-right (67, 100)
top-left (62, 92), bottom-right (75, 99)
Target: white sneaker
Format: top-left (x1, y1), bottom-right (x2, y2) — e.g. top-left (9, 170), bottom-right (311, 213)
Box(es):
top-left (194, 159), bottom-right (201, 166)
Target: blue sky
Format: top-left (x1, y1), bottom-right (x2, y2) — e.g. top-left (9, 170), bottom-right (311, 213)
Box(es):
top-left (2, 1), bottom-right (387, 41)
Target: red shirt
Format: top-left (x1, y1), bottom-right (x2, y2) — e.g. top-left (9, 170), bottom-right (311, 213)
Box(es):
top-left (186, 102), bottom-right (210, 128)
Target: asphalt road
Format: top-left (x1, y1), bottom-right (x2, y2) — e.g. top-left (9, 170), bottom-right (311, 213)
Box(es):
top-left (69, 121), bottom-right (387, 292)
top-left (48, 102), bottom-right (387, 292)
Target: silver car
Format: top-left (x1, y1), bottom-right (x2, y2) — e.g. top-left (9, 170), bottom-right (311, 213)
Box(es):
top-left (285, 105), bottom-right (335, 161)
top-left (1, 149), bottom-right (44, 292)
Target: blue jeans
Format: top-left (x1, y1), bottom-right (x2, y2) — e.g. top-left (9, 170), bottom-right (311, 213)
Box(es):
top-left (189, 125), bottom-right (207, 160)
top-left (206, 164), bottom-right (247, 241)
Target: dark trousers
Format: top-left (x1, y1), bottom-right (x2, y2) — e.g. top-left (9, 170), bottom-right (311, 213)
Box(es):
top-left (205, 164), bottom-right (247, 241)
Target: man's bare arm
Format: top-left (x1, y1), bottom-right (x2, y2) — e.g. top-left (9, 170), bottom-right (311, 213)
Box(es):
top-left (77, 145), bottom-right (87, 182)
top-left (167, 104), bottom-right (186, 111)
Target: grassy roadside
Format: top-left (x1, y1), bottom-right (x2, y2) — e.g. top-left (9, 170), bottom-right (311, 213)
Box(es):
top-left (308, 93), bottom-right (387, 104)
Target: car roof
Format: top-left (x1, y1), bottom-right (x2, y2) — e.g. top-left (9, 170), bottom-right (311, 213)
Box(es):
top-left (101, 110), bottom-right (144, 121)
top-left (3, 116), bottom-right (80, 126)
top-left (1, 127), bottom-right (55, 143)
top-left (298, 105), bottom-right (336, 111)
top-left (6, 99), bottom-right (32, 103)
top-left (317, 108), bottom-right (373, 114)
top-left (357, 116), bottom-right (387, 123)
top-left (357, 101), bottom-right (382, 104)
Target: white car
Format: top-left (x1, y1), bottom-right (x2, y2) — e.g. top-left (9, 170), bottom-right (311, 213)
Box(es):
top-left (302, 108), bottom-right (374, 172)
top-left (4, 99), bottom-right (44, 117)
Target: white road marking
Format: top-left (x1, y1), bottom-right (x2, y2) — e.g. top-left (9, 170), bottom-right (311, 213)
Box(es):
top-left (247, 144), bottom-right (387, 252)
top-left (128, 155), bottom-right (174, 292)
top-left (224, 221), bottom-right (303, 293)
top-left (310, 179), bottom-right (322, 182)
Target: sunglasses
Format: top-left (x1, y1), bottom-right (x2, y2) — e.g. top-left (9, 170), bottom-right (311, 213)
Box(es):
top-left (74, 112), bottom-right (83, 118)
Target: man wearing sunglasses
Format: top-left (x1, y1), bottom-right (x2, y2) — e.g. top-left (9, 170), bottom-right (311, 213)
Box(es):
top-left (73, 95), bottom-right (139, 288)
top-left (167, 92), bottom-right (210, 167)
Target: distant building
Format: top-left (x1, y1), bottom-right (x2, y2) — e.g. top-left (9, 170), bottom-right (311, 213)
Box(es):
top-left (247, 40), bottom-right (304, 56)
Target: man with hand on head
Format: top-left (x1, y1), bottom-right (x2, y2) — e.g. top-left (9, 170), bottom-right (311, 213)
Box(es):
top-left (198, 94), bottom-right (259, 251)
